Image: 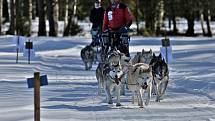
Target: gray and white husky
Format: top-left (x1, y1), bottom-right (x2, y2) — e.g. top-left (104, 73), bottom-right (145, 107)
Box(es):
top-left (80, 45), bottom-right (95, 70)
top-left (132, 49), bottom-right (153, 65)
top-left (127, 63), bottom-right (153, 108)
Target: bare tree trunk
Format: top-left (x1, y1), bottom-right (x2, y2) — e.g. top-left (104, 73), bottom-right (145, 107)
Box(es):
top-left (63, 0), bottom-right (72, 36)
top-left (155, 0), bottom-right (164, 35)
top-left (73, 0), bottom-right (77, 16)
top-left (205, 9), bottom-right (212, 36)
top-left (200, 10), bottom-right (206, 35)
top-left (7, 0), bottom-right (16, 35)
top-left (63, 0), bottom-right (68, 31)
top-left (15, 0), bottom-right (21, 35)
top-left (3, 0), bottom-right (9, 22)
top-left (63, 0), bottom-right (81, 36)
top-left (0, 0), bottom-right (2, 34)
top-left (32, 0), bottom-right (36, 19)
top-left (47, 0), bottom-right (58, 36)
top-left (37, 0), bottom-right (46, 36)
top-left (186, 12), bottom-right (195, 36)
top-left (172, 15), bottom-right (177, 34)
top-left (135, 0), bottom-right (139, 35)
top-left (27, 0), bottom-right (32, 36)
top-left (170, 0), bottom-right (177, 34)
top-left (144, 0), bottom-right (156, 34)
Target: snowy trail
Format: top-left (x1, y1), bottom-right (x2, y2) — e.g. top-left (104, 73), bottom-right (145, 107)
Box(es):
top-left (0, 36), bottom-right (215, 121)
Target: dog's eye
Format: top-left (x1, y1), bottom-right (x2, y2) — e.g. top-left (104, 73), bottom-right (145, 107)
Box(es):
top-left (146, 77), bottom-right (149, 79)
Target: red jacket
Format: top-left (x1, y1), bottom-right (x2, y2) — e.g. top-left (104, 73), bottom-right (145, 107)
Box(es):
top-left (102, 3), bottom-right (132, 32)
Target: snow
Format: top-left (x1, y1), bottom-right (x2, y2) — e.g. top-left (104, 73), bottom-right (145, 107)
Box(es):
top-left (0, 35), bottom-right (215, 121)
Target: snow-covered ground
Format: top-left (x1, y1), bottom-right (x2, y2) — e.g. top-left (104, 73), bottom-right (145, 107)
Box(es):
top-left (0, 35), bottom-right (215, 121)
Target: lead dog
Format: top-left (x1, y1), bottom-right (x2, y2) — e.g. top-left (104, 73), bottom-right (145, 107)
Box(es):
top-left (150, 53), bottom-right (169, 102)
top-left (127, 63), bottom-right (153, 108)
top-left (103, 62), bottom-right (124, 106)
top-left (96, 50), bottom-right (128, 106)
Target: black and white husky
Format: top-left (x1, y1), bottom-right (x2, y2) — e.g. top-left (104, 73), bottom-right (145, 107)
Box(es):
top-left (96, 50), bottom-right (128, 106)
top-left (150, 53), bottom-right (169, 102)
top-left (104, 62), bottom-right (124, 106)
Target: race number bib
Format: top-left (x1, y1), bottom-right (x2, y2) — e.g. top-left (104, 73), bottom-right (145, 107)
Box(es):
top-left (108, 11), bottom-right (113, 21)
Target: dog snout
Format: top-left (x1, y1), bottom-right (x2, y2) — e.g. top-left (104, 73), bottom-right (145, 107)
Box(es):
top-left (141, 82), bottom-right (148, 89)
top-left (114, 76), bottom-right (121, 85)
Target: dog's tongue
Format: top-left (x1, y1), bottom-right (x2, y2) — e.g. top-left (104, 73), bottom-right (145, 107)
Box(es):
top-left (115, 78), bottom-right (120, 85)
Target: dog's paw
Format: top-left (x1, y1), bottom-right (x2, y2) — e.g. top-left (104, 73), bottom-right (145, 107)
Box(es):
top-left (116, 103), bottom-right (121, 107)
top-left (108, 101), bottom-right (113, 104)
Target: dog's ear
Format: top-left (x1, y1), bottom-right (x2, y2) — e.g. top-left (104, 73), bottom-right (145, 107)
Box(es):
top-left (158, 53), bottom-right (162, 58)
top-left (162, 58), bottom-right (166, 63)
top-left (153, 53), bottom-right (156, 57)
top-left (142, 49), bottom-right (145, 53)
top-left (149, 49), bottom-right (152, 54)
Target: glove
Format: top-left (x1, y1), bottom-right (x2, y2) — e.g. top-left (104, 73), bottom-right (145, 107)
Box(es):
top-left (103, 29), bottom-right (109, 33)
top-left (119, 26), bottom-right (128, 33)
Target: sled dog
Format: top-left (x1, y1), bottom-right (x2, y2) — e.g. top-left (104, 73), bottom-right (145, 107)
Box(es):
top-left (104, 62), bottom-right (124, 106)
top-left (132, 49), bottom-right (153, 65)
top-left (96, 50), bottom-right (128, 96)
top-left (127, 63), bottom-right (153, 108)
top-left (150, 53), bottom-right (169, 102)
top-left (80, 45), bottom-right (95, 70)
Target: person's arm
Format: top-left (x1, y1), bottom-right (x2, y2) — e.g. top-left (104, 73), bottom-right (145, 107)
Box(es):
top-left (124, 7), bottom-right (133, 27)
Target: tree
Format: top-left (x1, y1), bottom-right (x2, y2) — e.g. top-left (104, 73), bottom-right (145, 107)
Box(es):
top-left (155, 0), bottom-right (165, 35)
top-left (37, 0), bottom-right (46, 36)
top-left (63, 0), bottom-right (82, 36)
top-left (204, 0), bottom-right (212, 36)
top-left (15, 0), bottom-right (21, 35)
top-left (7, 0), bottom-right (16, 35)
top-left (180, 0), bottom-right (197, 36)
top-left (143, 0), bottom-right (158, 35)
top-left (3, 0), bottom-right (9, 23)
top-left (63, 0), bottom-right (68, 31)
top-left (47, 0), bottom-right (58, 36)
top-left (0, 0), bottom-right (2, 34)
top-left (32, 0), bottom-right (37, 19)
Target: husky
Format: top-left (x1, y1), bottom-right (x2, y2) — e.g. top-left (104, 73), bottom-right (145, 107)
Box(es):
top-left (103, 62), bottom-right (124, 106)
top-left (132, 49), bottom-right (153, 65)
top-left (127, 63), bottom-right (153, 108)
top-left (150, 53), bottom-right (169, 102)
top-left (80, 45), bottom-right (95, 70)
top-left (107, 49), bottom-right (130, 95)
top-left (90, 38), bottom-right (103, 63)
top-left (91, 44), bottom-right (102, 63)
top-left (96, 49), bottom-right (128, 96)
